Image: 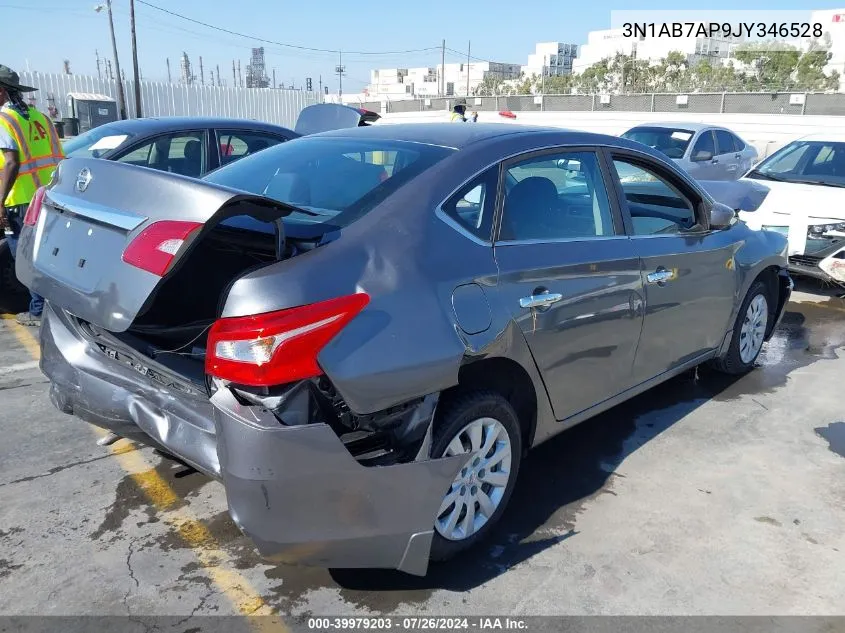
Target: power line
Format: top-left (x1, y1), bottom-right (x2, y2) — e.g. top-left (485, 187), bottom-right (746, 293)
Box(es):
top-left (135, 0), bottom-right (440, 56)
top-left (445, 47), bottom-right (497, 64)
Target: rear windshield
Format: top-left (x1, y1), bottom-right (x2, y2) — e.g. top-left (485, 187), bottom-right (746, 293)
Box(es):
top-left (63, 125), bottom-right (134, 158)
top-left (621, 127), bottom-right (695, 159)
top-left (203, 136), bottom-right (455, 229)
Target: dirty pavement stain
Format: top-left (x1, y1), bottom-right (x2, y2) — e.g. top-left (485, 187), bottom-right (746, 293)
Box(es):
top-left (754, 516), bottom-right (782, 527)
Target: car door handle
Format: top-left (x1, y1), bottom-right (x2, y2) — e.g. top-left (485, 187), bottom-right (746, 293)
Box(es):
top-left (646, 269), bottom-right (674, 285)
top-left (711, 158), bottom-right (719, 164)
top-left (519, 293), bottom-right (563, 309)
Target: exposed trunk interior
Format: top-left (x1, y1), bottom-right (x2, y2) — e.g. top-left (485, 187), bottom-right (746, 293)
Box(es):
top-left (104, 219), bottom-right (283, 378)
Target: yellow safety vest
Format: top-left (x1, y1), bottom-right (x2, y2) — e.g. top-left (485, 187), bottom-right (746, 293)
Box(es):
top-left (451, 111), bottom-right (466, 122)
top-left (0, 106), bottom-right (64, 207)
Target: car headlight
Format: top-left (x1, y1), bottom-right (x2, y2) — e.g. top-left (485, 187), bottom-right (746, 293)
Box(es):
top-left (808, 222), bottom-right (845, 238)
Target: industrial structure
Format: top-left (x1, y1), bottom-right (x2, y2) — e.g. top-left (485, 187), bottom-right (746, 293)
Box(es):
top-left (246, 47), bottom-right (270, 88)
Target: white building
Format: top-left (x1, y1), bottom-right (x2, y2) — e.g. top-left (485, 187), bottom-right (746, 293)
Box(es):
top-left (572, 25), bottom-right (742, 74)
top-left (366, 61), bottom-right (521, 100)
top-left (521, 42), bottom-right (579, 77)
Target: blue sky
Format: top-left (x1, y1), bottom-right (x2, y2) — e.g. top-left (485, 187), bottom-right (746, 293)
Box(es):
top-left (3, 0), bottom-right (844, 93)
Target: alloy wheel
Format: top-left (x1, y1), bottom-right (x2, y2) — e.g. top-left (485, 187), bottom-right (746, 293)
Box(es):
top-left (434, 417), bottom-right (512, 541)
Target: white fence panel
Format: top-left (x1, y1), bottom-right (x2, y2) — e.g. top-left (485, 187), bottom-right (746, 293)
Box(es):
top-left (19, 72), bottom-right (321, 129)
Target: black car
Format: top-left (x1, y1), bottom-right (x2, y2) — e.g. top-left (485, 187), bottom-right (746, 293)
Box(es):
top-left (1, 104), bottom-right (379, 295)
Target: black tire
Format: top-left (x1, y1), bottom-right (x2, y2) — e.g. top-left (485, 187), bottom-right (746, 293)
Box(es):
top-left (429, 390), bottom-right (522, 563)
top-left (711, 280), bottom-right (771, 375)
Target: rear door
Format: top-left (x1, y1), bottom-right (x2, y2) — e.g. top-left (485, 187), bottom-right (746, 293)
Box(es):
top-left (492, 147), bottom-right (645, 422)
top-left (15, 158), bottom-right (290, 333)
top-left (605, 150), bottom-right (738, 384)
top-left (113, 129), bottom-right (209, 178)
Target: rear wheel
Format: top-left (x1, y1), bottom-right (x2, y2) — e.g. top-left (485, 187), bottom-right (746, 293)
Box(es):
top-left (712, 280), bottom-right (770, 375)
top-left (429, 391), bottom-right (522, 562)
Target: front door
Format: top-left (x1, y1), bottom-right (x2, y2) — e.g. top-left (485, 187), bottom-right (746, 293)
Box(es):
top-left (607, 153), bottom-right (739, 383)
top-left (492, 148), bottom-right (646, 422)
top-left (686, 130), bottom-right (722, 180)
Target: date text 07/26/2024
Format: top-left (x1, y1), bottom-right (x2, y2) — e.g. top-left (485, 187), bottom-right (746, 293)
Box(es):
top-left (306, 617), bottom-right (529, 631)
top-left (623, 22), bottom-right (823, 39)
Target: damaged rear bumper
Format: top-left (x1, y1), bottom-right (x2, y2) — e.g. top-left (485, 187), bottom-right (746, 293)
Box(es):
top-left (40, 303), bottom-right (464, 575)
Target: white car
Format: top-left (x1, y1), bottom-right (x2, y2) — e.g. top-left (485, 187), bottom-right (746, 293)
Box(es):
top-left (736, 133), bottom-right (845, 287)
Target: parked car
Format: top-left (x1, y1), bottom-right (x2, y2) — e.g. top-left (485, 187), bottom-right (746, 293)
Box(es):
top-left (621, 122), bottom-right (757, 181)
top-left (736, 133), bottom-right (845, 287)
top-left (16, 124), bottom-right (792, 576)
top-left (0, 104), bottom-right (380, 296)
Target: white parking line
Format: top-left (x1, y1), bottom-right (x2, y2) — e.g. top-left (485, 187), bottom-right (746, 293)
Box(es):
top-left (0, 360), bottom-right (40, 375)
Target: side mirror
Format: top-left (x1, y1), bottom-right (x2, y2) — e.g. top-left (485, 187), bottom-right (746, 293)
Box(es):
top-left (692, 150), bottom-right (713, 162)
top-left (709, 202), bottom-right (735, 230)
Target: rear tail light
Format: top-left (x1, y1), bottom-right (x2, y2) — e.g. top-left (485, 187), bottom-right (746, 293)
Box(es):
top-left (23, 187), bottom-right (46, 226)
top-left (206, 293), bottom-right (370, 387)
top-left (122, 220), bottom-right (203, 276)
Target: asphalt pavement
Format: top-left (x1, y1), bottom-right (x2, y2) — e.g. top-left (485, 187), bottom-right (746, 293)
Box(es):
top-left (1, 281), bottom-right (844, 625)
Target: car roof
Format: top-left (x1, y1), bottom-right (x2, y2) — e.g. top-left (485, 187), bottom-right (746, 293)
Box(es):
top-left (91, 116), bottom-right (296, 136)
top-left (798, 132), bottom-right (845, 142)
top-left (307, 122), bottom-right (638, 150)
top-left (627, 121), bottom-right (721, 132)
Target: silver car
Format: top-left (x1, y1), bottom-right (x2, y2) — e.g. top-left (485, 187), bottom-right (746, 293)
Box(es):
top-left (622, 122), bottom-right (758, 181)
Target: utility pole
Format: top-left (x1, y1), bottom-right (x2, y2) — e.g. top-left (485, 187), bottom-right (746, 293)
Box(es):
top-left (107, 59), bottom-right (113, 80)
top-left (466, 41), bottom-right (471, 97)
top-left (129, 0), bottom-right (142, 117)
top-left (97, 0), bottom-right (127, 119)
top-left (199, 56), bottom-right (205, 85)
top-left (319, 74), bottom-right (322, 95)
top-left (95, 49), bottom-right (102, 80)
top-left (273, 68), bottom-right (276, 89)
top-left (441, 39), bottom-right (446, 97)
top-left (166, 58), bottom-right (171, 83)
top-left (217, 64), bottom-right (221, 87)
top-left (335, 51), bottom-right (345, 98)
top-left (237, 60), bottom-right (242, 87)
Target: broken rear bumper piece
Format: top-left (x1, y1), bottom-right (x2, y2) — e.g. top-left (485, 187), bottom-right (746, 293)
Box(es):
top-left (40, 303), bottom-right (465, 576)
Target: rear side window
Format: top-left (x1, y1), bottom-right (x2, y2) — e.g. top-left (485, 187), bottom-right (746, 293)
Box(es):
top-left (732, 134), bottom-right (745, 151)
top-left (612, 158), bottom-right (697, 235)
top-left (217, 129), bottom-right (286, 166)
top-left (441, 168), bottom-right (498, 242)
top-left (715, 130), bottom-right (737, 155)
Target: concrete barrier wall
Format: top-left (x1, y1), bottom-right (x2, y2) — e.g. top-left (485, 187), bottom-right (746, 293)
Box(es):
top-left (379, 110), bottom-right (845, 160)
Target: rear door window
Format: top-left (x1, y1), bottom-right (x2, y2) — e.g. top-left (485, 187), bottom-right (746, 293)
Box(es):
top-left (714, 130), bottom-right (737, 156)
top-left (216, 129), bottom-right (288, 166)
top-left (441, 168), bottom-right (498, 242)
top-left (691, 131), bottom-right (715, 158)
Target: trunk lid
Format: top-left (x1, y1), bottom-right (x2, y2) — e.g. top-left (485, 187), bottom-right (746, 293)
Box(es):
top-left (15, 157), bottom-right (291, 332)
top-left (293, 103), bottom-right (380, 136)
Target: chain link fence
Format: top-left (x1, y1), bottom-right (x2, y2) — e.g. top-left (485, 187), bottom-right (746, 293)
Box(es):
top-left (355, 92), bottom-right (845, 116)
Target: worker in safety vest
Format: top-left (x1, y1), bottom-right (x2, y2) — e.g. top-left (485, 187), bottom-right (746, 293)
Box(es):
top-left (0, 65), bottom-right (64, 326)
top-left (451, 98), bottom-right (469, 122)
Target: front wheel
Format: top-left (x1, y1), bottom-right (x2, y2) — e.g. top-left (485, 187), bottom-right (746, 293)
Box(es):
top-left (429, 391), bottom-right (522, 562)
top-left (712, 280), bottom-right (770, 375)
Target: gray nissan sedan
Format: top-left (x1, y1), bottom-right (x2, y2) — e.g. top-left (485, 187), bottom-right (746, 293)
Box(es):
top-left (16, 123), bottom-right (791, 575)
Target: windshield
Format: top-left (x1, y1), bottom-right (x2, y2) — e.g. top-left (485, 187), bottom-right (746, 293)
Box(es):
top-left (203, 136), bottom-right (455, 230)
top-left (747, 140), bottom-right (845, 186)
top-left (62, 125), bottom-right (134, 158)
top-left (621, 127), bottom-right (695, 159)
